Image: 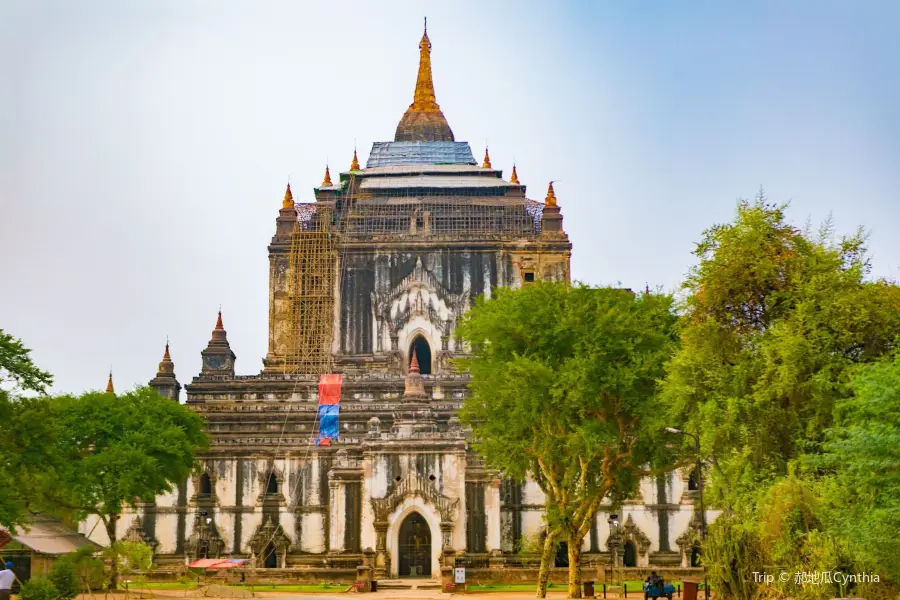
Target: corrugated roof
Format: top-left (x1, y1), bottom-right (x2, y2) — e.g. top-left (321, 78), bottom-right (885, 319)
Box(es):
top-left (366, 141), bottom-right (476, 168)
top-left (6, 515), bottom-right (100, 555)
top-left (360, 175), bottom-right (510, 190)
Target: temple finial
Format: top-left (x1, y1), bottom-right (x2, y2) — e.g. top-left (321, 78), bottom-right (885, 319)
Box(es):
top-left (482, 146), bottom-right (492, 169)
top-left (409, 352), bottom-right (420, 374)
top-left (510, 164), bottom-right (519, 184)
top-left (106, 370), bottom-right (114, 394)
top-left (282, 183), bottom-right (293, 209)
top-left (322, 165), bottom-right (333, 187)
top-left (410, 19), bottom-right (439, 113)
top-left (215, 309), bottom-right (224, 330)
top-left (545, 181), bottom-right (558, 207)
top-left (645, 283), bottom-right (650, 296)
top-left (163, 341), bottom-right (171, 361)
top-left (350, 149), bottom-right (360, 171)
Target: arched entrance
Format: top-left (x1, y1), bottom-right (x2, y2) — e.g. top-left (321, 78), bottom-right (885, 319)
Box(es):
top-left (623, 540), bottom-right (637, 567)
top-left (690, 546), bottom-right (701, 567)
top-left (398, 512), bottom-right (431, 578)
top-left (555, 541), bottom-right (569, 567)
top-left (409, 336), bottom-right (432, 375)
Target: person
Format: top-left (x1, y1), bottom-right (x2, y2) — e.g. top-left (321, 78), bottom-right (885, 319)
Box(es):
top-left (0, 561), bottom-right (16, 600)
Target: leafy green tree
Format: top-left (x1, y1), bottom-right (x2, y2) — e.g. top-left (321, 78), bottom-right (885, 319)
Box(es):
top-left (0, 329), bottom-right (53, 394)
top-left (817, 351), bottom-right (900, 582)
top-left (0, 330), bottom-right (62, 530)
top-left (663, 193), bottom-right (900, 596)
top-left (52, 387), bottom-right (208, 587)
top-left (458, 283), bottom-right (679, 598)
top-left (663, 195), bottom-right (900, 509)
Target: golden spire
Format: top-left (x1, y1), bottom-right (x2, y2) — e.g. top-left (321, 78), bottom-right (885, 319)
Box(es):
top-left (350, 149), bottom-right (360, 171)
top-left (510, 164), bottom-right (519, 184)
top-left (282, 183), bottom-right (293, 209)
top-left (410, 18), bottom-right (440, 113)
top-left (106, 370), bottom-right (114, 393)
top-left (321, 165), bottom-right (333, 187)
top-left (482, 146), bottom-right (492, 169)
top-left (215, 310), bottom-right (224, 330)
top-left (545, 181), bottom-right (558, 207)
top-left (163, 341), bottom-right (171, 361)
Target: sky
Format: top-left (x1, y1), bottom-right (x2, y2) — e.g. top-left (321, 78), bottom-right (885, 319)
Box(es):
top-left (2, 0), bottom-right (899, 396)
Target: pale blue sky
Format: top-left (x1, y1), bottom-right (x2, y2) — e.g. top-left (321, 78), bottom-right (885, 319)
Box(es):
top-left (2, 1), bottom-right (898, 395)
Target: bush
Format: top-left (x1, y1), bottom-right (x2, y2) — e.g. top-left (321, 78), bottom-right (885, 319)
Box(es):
top-left (49, 556), bottom-right (79, 599)
top-left (20, 578), bottom-right (59, 600)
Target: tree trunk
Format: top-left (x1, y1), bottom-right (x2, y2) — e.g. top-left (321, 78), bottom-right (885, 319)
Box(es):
top-left (105, 514), bottom-right (119, 590)
top-left (536, 531), bottom-right (556, 598)
top-left (567, 532), bottom-right (584, 599)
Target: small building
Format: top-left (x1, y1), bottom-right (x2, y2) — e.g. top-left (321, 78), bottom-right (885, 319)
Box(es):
top-left (0, 515), bottom-right (101, 585)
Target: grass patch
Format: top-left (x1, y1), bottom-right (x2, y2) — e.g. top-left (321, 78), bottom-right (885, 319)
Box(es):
top-left (137, 582), bottom-right (199, 590)
top-left (136, 582), bottom-right (348, 593)
top-left (468, 581), bottom-right (713, 593)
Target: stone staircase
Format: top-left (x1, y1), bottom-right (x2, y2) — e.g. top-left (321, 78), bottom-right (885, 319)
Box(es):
top-left (376, 578), bottom-right (442, 591)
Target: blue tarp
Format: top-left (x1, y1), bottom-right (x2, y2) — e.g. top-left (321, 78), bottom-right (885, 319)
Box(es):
top-left (317, 404), bottom-right (339, 445)
top-left (366, 141), bottom-right (476, 168)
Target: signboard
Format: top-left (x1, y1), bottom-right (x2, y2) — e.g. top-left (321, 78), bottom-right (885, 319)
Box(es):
top-left (455, 568), bottom-right (466, 584)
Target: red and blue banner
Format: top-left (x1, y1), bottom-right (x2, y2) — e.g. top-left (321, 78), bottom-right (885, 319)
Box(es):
top-left (316, 374), bottom-right (342, 446)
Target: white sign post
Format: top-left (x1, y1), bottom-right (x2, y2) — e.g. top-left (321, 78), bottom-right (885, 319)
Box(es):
top-left (454, 567), bottom-right (466, 584)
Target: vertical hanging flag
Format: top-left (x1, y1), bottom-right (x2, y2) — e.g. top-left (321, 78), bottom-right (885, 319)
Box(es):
top-left (316, 374), bottom-right (342, 446)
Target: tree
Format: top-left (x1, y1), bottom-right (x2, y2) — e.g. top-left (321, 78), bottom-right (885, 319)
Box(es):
top-left (52, 386), bottom-right (208, 587)
top-left (0, 329), bottom-right (53, 394)
top-left (457, 283), bottom-right (679, 598)
top-left (0, 329), bottom-right (61, 531)
top-left (662, 193), bottom-right (900, 596)
top-left (663, 195), bottom-right (900, 510)
top-left (817, 351), bottom-right (900, 582)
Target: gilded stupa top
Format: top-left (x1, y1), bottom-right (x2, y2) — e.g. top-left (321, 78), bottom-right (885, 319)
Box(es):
top-left (394, 20), bottom-right (455, 142)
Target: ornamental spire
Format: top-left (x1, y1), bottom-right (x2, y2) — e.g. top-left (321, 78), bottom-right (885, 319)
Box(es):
top-left (350, 149), bottom-right (360, 171)
top-left (410, 18), bottom-right (439, 113)
top-left (545, 181), bottom-right (558, 207)
top-left (409, 352), bottom-right (420, 374)
top-left (215, 309), bottom-right (224, 330)
top-left (106, 370), bottom-right (114, 393)
top-left (163, 341), bottom-right (171, 361)
top-left (482, 146), bottom-right (492, 169)
top-left (510, 164), bottom-right (519, 184)
top-left (321, 165), bottom-right (333, 187)
top-left (282, 183), bottom-right (293, 209)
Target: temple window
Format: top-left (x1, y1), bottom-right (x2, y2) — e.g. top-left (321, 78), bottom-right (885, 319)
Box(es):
top-left (523, 271), bottom-right (535, 283)
top-left (199, 473), bottom-right (212, 498)
top-left (266, 472), bottom-right (279, 496)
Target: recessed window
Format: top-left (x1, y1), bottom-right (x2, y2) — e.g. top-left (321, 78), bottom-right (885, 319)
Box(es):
top-left (524, 271), bottom-right (535, 283)
top-left (199, 473), bottom-right (212, 498)
top-left (266, 473), bottom-right (279, 495)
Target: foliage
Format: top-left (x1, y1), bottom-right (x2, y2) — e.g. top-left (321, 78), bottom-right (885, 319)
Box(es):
top-left (113, 540), bottom-right (154, 574)
top-left (664, 192), bottom-right (900, 594)
top-left (52, 386), bottom-right (208, 540)
top-left (458, 282), bottom-right (679, 597)
top-left (814, 352), bottom-right (900, 583)
top-left (0, 330), bottom-right (62, 530)
top-left (49, 553), bottom-right (81, 599)
top-left (20, 578), bottom-right (60, 600)
top-left (0, 329), bottom-right (53, 393)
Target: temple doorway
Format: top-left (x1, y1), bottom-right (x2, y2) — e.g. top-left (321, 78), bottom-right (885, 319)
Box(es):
top-left (262, 542), bottom-right (277, 568)
top-left (409, 336), bottom-right (432, 375)
top-left (398, 512), bottom-right (431, 577)
top-left (623, 540), bottom-right (637, 567)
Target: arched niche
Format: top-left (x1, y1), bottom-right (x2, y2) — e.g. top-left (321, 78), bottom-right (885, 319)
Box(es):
top-left (409, 335), bottom-right (432, 375)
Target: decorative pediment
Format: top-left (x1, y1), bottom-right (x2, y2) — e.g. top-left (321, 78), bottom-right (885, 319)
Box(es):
top-left (123, 516), bottom-right (158, 553)
top-left (185, 516), bottom-right (226, 559)
top-left (371, 472), bottom-right (459, 522)
top-left (607, 514), bottom-right (651, 555)
top-left (249, 517), bottom-right (293, 557)
top-left (372, 257), bottom-right (464, 334)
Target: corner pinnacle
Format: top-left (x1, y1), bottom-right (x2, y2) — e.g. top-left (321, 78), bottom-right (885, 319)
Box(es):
top-left (322, 165), bottom-right (333, 187)
top-left (545, 181), bottom-right (558, 207)
top-left (350, 149), bottom-right (360, 171)
top-left (282, 183), bottom-right (293, 209)
top-left (482, 146), bottom-right (492, 169)
top-left (106, 370), bottom-right (114, 393)
top-left (510, 164), bottom-right (519, 184)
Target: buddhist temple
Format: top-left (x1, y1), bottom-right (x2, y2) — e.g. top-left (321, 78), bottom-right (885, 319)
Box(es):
top-left (81, 24), bottom-right (706, 581)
